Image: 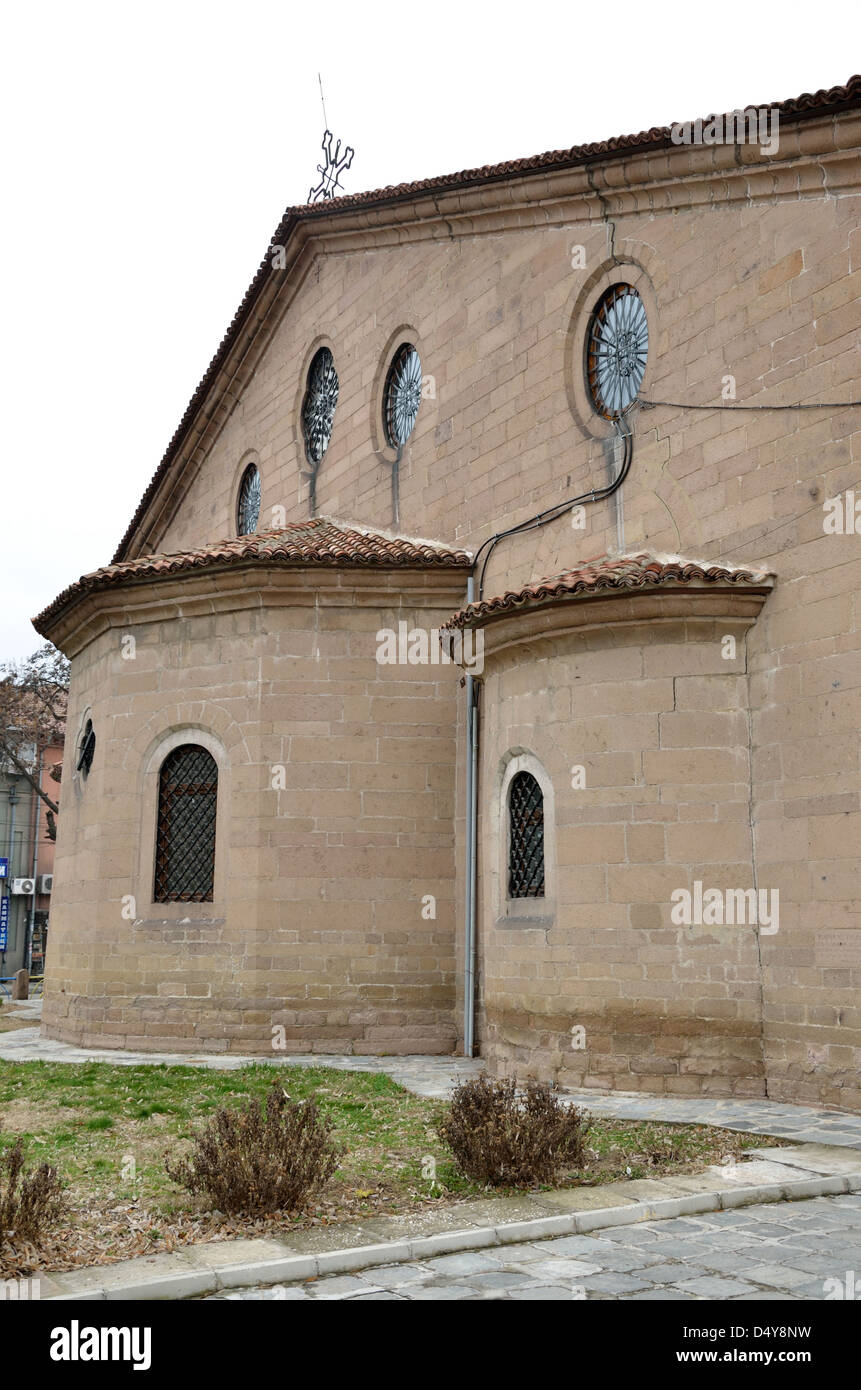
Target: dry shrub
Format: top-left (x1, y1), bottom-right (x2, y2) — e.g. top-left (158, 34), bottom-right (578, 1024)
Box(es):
top-left (0, 1122), bottom-right (65, 1247)
top-left (165, 1080), bottom-right (339, 1215)
top-left (437, 1073), bottom-right (590, 1187)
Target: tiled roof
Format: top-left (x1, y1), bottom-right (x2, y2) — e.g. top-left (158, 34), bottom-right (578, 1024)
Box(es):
top-left (442, 552), bottom-right (775, 629)
top-left (112, 75), bottom-right (861, 564)
top-left (34, 518), bottom-right (472, 634)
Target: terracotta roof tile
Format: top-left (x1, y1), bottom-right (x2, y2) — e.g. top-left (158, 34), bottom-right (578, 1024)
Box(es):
top-left (442, 552), bottom-right (775, 629)
top-left (112, 75), bottom-right (861, 564)
top-left (34, 518), bottom-right (472, 634)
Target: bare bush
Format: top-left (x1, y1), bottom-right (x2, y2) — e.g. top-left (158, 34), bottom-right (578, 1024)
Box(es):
top-left (166, 1080), bottom-right (340, 1215)
top-left (436, 1074), bottom-right (590, 1187)
top-left (0, 1123), bottom-right (65, 1247)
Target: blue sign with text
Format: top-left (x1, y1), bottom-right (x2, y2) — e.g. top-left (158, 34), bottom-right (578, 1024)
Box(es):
top-left (0, 858), bottom-right (8, 879)
top-left (0, 896), bottom-right (8, 951)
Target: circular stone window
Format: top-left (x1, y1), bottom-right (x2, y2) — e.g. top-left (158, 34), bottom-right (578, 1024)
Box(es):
top-left (301, 347), bottom-right (340, 464)
top-left (585, 284), bottom-right (649, 418)
top-left (236, 463), bottom-right (261, 534)
top-left (383, 343), bottom-right (422, 448)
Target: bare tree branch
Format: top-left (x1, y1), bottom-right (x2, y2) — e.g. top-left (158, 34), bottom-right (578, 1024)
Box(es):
top-left (0, 739), bottom-right (60, 815)
top-left (0, 642), bottom-right (68, 818)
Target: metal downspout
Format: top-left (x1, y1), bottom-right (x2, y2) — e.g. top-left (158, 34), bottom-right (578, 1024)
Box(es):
top-left (5, 784), bottom-right (18, 972)
top-left (463, 576), bottom-right (479, 1056)
top-left (26, 750), bottom-right (43, 974)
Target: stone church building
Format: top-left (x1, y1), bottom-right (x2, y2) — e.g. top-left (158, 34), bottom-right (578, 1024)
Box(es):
top-left (35, 76), bottom-right (861, 1110)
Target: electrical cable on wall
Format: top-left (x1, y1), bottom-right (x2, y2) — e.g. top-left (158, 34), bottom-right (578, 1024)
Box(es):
top-left (474, 412), bottom-right (634, 599)
top-left (640, 396), bottom-right (861, 412)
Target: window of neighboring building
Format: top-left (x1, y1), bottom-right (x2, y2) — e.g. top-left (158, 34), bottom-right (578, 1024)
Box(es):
top-left (76, 719), bottom-right (96, 779)
top-left (236, 463), bottom-right (261, 534)
top-left (301, 347), bottom-right (339, 464)
top-left (154, 744), bottom-right (218, 903)
top-left (383, 343), bottom-right (423, 447)
top-left (507, 771), bottom-right (545, 898)
top-left (585, 283), bottom-right (649, 418)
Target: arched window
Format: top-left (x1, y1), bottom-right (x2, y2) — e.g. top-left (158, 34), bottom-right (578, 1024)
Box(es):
top-left (154, 745), bottom-right (218, 903)
top-left (76, 718), bottom-right (96, 779)
top-left (508, 771), bottom-right (545, 898)
top-left (236, 463), bottom-right (261, 534)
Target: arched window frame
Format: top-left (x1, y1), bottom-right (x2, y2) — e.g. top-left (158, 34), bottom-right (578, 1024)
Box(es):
top-left (153, 744), bottom-right (219, 904)
top-left (496, 752), bottom-right (556, 926)
top-left (236, 461), bottom-right (262, 535)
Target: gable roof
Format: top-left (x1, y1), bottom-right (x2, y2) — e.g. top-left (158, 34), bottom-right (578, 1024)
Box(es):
top-left (34, 518), bottom-right (472, 637)
top-left (112, 75), bottom-right (861, 565)
top-left (442, 552), bottom-right (775, 629)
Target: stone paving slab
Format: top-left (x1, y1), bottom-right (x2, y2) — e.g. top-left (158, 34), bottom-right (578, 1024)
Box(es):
top-left (208, 1193), bottom-right (861, 1301)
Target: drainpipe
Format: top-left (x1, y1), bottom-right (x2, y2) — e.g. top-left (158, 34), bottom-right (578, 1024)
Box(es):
top-left (26, 750), bottom-right (43, 974)
top-left (6, 782), bottom-right (18, 972)
top-left (391, 443), bottom-right (403, 530)
top-left (463, 577), bottom-right (479, 1056)
top-left (459, 411), bottom-right (634, 1055)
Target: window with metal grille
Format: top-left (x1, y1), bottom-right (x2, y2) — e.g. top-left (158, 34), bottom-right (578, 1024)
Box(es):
top-left (154, 745), bottom-right (218, 903)
top-left (77, 719), bottom-right (96, 778)
top-left (585, 283), bottom-right (648, 419)
top-left (384, 343), bottom-right (422, 447)
top-left (236, 463), bottom-right (261, 534)
top-left (508, 772), bottom-right (545, 898)
top-left (301, 347), bottom-right (339, 464)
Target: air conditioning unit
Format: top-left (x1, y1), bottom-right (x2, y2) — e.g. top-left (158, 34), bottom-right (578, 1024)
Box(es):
top-left (1, 742), bottom-right (37, 777)
top-left (38, 874), bottom-right (53, 895)
top-left (11, 878), bottom-right (35, 895)
top-left (17, 742), bottom-right (37, 772)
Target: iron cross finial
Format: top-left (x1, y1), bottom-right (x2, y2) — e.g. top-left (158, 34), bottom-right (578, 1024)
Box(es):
top-left (308, 129), bottom-right (355, 203)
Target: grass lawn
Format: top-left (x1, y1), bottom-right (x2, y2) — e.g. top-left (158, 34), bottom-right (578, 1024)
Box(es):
top-left (0, 1060), bottom-right (783, 1278)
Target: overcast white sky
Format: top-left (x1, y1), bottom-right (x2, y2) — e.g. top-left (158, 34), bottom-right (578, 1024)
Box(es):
top-left (1, 0), bottom-right (857, 659)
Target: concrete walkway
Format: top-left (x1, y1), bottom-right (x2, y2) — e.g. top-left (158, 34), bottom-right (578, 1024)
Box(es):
top-left (3, 1024), bottom-right (861, 1147)
top-left (207, 1193), bottom-right (861, 1301)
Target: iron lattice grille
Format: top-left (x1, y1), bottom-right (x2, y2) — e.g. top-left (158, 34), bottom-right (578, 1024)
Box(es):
top-left (237, 464), bottom-right (261, 534)
top-left (77, 719), bottom-right (96, 777)
top-left (508, 772), bottom-right (545, 898)
top-left (384, 344), bottom-right (423, 447)
top-left (302, 348), bottom-right (340, 464)
top-left (154, 745), bottom-right (218, 903)
top-left (586, 283), bottom-right (649, 418)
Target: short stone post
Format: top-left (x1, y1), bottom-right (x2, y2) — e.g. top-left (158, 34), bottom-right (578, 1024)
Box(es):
top-left (12, 969), bottom-right (29, 1000)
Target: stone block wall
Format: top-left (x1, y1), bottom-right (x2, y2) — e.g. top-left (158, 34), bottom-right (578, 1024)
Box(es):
top-left (43, 569), bottom-right (464, 1054)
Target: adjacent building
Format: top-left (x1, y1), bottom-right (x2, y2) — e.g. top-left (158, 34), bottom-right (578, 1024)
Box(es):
top-left (0, 741), bottom-right (60, 980)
